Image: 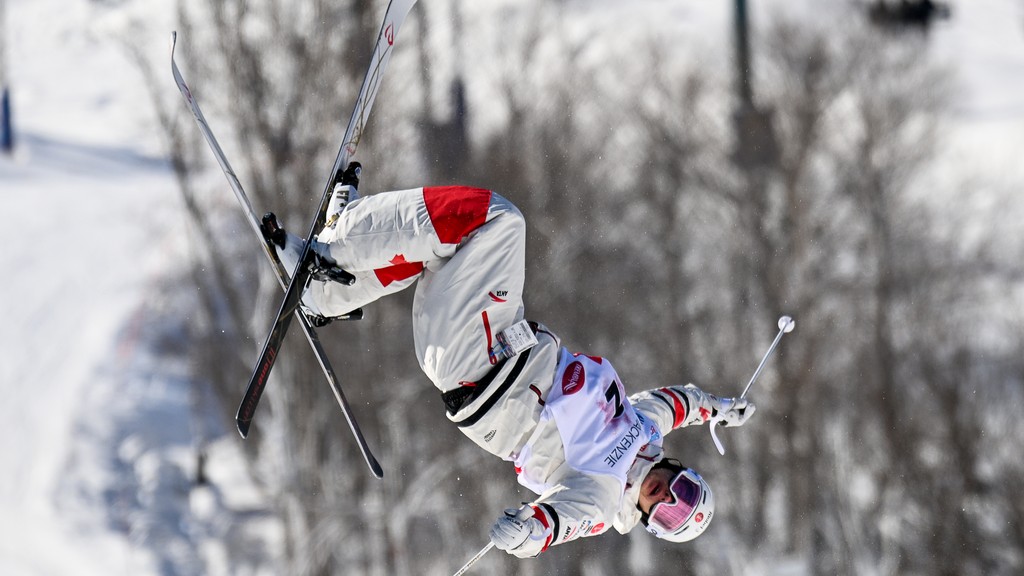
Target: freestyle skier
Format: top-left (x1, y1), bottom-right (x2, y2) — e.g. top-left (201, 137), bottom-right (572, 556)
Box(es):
top-left (172, 0), bottom-right (756, 558)
top-left (263, 170), bottom-right (756, 558)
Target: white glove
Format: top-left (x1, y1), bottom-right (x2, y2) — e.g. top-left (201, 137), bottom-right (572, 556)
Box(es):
top-left (489, 506), bottom-right (550, 558)
top-left (709, 394), bottom-right (756, 427)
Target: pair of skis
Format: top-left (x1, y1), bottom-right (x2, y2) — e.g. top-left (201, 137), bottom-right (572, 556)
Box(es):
top-left (171, 0), bottom-right (420, 479)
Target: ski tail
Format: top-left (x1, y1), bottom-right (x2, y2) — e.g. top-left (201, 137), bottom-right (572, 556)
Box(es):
top-left (312, 0), bottom-right (421, 229)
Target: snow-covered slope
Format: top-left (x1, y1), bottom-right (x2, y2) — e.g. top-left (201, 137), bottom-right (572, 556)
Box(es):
top-left (0, 0), bottom-right (182, 573)
top-left (0, 135), bottom-right (182, 574)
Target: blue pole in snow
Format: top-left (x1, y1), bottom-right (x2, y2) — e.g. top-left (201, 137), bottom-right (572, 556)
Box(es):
top-left (1, 87), bottom-right (12, 154)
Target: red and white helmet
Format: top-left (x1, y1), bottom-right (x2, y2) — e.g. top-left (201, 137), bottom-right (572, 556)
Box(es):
top-left (644, 467), bottom-right (715, 542)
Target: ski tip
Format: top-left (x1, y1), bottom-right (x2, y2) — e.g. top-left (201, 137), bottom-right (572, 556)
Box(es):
top-left (236, 418), bottom-right (252, 439)
top-left (369, 457), bottom-right (384, 479)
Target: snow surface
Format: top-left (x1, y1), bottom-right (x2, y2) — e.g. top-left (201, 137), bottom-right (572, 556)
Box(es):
top-left (0, 0), bottom-right (192, 573)
top-left (1, 0), bottom-right (1023, 574)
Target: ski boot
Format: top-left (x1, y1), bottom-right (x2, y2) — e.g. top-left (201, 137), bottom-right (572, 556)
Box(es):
top-left (261, 212), bottom-right (356, 285)
top-left (325, 161), bottom-right (361, 228)
top-left (260, 213), bottom-right (363, 327)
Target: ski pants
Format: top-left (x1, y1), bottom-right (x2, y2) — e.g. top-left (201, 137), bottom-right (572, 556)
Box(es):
top-left (307, 186), bottom-right (526, 392)
top-left (303, 185), bottom-right (561, 459)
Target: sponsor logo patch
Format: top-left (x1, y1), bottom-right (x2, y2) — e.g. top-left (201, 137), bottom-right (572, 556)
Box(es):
top-left (561, 361), bottom-right (585, 395)
top-left (700, 511), bottom-right (712, 528)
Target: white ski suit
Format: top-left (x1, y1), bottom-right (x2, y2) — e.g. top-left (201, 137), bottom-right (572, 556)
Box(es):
top-left (292, 186), bottom-right (728, 556)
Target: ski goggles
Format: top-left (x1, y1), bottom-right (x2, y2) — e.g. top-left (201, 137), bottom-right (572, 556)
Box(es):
top-left (647, 469), bottom-right (703, 533)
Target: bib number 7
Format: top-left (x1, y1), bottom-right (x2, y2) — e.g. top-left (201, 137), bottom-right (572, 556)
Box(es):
top-left (604, 381), bottom-right (625, 419)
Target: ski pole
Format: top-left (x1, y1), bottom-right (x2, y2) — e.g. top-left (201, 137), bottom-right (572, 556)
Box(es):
top-left (710, 315), bottom-right (795, 455)
top-left (451, 542), bottom-right (494, 576)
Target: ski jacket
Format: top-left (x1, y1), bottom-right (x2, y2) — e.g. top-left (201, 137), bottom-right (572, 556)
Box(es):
top-left (447, 324), bottom-right (723, 557)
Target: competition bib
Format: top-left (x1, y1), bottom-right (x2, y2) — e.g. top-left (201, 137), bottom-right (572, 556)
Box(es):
top-left (545, 350), bottom-right (658, 486)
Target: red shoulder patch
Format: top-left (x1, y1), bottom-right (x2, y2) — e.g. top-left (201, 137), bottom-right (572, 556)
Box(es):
top-left (422, 186), bottom-right (491, 244)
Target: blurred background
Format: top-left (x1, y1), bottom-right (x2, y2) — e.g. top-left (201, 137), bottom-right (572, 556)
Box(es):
top-left (2, 0), bottom-right (1023, 574)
